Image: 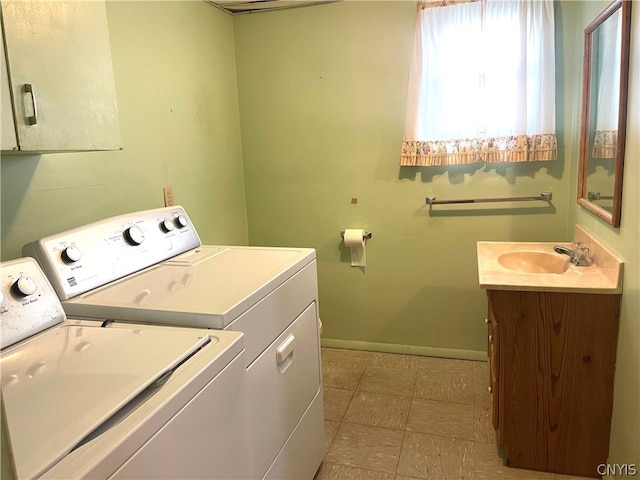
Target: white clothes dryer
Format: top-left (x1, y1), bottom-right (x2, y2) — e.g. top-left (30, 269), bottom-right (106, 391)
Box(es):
top-left (24, 206), bottom-right (325, 480)
top-left (1, 257), bottom-right (250, 479)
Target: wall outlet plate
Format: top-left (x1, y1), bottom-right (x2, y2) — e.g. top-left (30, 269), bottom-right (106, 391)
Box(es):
top-left (163, 186), bottom-right (175, 206)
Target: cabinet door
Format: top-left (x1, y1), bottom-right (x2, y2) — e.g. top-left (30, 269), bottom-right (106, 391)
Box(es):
top-left (489, 318), bottom-right (500, 438)
top-left (486, 304), bottom-right (500, 437)
top-left (1, 19), bottom-right (17, 151)
top-left (1, 0), bottom-right (121, 152)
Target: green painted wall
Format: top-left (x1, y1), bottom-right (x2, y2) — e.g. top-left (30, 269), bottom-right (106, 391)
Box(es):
top-left (1, 1), bottom-right (248, 261)
top-left (234, 1), bottom-right (572, 357)
top-left (563, 0), bottom-right (640, 471)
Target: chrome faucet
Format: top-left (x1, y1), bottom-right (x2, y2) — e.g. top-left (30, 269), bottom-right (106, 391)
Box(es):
top-left (553, 243), bottom-right (593, 266)
top-left (553, 245), bottom-right (575, 258)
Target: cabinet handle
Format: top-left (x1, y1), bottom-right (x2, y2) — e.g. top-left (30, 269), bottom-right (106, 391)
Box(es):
top-left (488, 334), bottom-right (493, 343)
top-left (484, 318), bottom-right (489, 324)
top-left (24, 84), bottom-right (38, 125)
top-left (488, 386), bottom-right (493, 394)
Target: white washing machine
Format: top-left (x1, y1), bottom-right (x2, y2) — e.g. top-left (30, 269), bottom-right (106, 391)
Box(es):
top-left (23, 206), bottom-right (325, 480)
top-left (0, 257), bottom-right (250, 479)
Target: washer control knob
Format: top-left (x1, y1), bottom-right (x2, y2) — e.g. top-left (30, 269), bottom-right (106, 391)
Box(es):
top-left (124, 226), bottom-right (145, 246)
top-left (13, 276), bottom-right (37, 297)
top-left (160, 219), bottom-right (175, 233)
top-left (175, 215), bottom-right (189, 229)
top-left (61, 245), bottom-right (82, 264)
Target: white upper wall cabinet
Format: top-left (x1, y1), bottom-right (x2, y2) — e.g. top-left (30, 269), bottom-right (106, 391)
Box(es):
top-left (1, 20), bottom-right (17, 150)
top-left (0, 0), bottom-right (121, 153)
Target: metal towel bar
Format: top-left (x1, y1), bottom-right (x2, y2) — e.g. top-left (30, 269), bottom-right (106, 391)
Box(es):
top-left (426, 192), bottom-right (552, 205)
top-left (587, 192), bottom-right (613, 200)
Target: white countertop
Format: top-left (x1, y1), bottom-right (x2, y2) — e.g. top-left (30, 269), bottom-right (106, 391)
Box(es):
top-left (477, 226), bottom-right (623, 294)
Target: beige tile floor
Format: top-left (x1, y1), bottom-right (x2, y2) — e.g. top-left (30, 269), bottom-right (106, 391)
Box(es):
top-left (317, 347), bottom-right (598, 480)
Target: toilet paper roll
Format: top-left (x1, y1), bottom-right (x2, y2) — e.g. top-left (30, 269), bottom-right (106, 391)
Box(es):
top-left (344, 229), bottom-right (367, 267)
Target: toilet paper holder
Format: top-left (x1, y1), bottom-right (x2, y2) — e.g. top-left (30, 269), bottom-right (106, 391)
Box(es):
top-left (340, 230), bottom-right (372, 240)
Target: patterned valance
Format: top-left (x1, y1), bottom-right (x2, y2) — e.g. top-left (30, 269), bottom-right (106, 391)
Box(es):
top-left (400, 134), bottom-right (557, 167)
top-left (418, 0), bottom-right (480, 10)
top-left (592, 130), bottom-right (617, 159)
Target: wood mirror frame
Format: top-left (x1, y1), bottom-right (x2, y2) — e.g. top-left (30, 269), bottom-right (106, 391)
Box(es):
top-left (577, 0), bottom-right (632, 228)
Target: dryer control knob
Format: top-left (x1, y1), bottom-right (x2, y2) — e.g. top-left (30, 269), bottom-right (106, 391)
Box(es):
top-left (160, 219), bottom-right (175, 233)
top-left (61, 245), bottom-right (82, 264)
top-left (124, 226), bottom-right (145, 246)
top-left (13, 276), bottom-right (37, 297)
top-left (175, 215), bottom-right (189, 229)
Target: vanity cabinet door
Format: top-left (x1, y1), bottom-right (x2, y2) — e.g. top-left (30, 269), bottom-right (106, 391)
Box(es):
top-left (486, 298), bottom-right (502, 442)
top-left (1, 0), bottom-right (121, 153)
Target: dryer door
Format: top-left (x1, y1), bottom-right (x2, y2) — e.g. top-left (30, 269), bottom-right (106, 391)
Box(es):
top-left (246, 303), bottom-right (321, 478)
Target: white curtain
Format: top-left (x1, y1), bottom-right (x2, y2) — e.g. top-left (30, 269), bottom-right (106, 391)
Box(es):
top-left (592, 9), bottom-right (622, 159)
top-left (401, 0), bottom-right (557, 166)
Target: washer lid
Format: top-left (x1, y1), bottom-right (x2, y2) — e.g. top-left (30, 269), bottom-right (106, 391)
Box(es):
top-left (1, 324), bottom-right (211, 479)
top-left (63, 245), bottom-right (315, 328)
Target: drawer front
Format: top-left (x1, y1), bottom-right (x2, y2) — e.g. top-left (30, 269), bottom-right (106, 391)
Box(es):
top-left (225, 261), bottom-right (318, 366)
top-left (246, 303), bottom-right (322, 479)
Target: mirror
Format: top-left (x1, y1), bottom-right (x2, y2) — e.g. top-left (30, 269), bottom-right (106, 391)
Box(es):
top-left (578, 0), bottom-right (631, 227)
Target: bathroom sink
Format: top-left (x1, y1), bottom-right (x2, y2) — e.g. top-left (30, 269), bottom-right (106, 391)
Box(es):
top-left (497, 251), bottom-right (570, 274)
top-left (476, 227), bottom-right (624, 293)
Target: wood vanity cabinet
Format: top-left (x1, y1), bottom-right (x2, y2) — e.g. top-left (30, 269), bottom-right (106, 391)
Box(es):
top-left (486, 289), bottom-right (621, 478)
top-left (0, 0), bottom-right (121, 153)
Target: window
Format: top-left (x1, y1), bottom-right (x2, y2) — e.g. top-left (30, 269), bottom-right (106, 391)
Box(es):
top-left (400, 0), bottom-right (557, 166)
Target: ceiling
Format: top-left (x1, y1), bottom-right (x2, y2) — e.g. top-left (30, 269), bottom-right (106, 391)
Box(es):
top-left (206, 0), bottom-right (336, 14)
